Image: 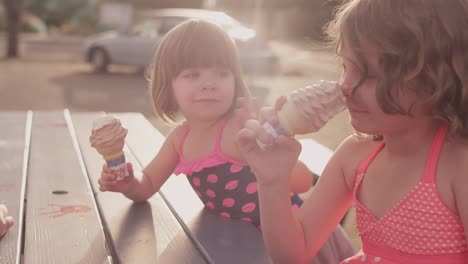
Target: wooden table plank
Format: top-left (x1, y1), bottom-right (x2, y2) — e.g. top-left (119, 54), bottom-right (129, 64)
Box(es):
top-left (0, 111), bottom-right (30, 264)
top-left (71, 112), bottom-right (208, 264)
top-left (116, 113), bottom-right (271, 264)
top-left (298, 138), bottom-right (333, 176)
top-left (24, 111), bottom-right (110, 264)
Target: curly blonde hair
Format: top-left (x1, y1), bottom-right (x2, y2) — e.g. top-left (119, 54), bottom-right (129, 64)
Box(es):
top-left (147, 19), bottom-right (250, 123)
top-left (326, 0), bottom-right (468, 138)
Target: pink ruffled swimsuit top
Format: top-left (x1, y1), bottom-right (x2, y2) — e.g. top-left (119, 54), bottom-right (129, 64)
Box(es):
top-left (341, 124), bottom-right (468, 264)
top-left (174, 119), bottom-right (303, 227)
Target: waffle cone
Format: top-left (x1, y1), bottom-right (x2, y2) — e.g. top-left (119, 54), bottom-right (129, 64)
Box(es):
top-left (277, 102), bottom-right (309, 135)
top-left (96, 145), bottom-right (124, 160)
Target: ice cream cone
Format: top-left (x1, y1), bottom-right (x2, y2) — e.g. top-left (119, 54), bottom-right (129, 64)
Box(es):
top-left (263, 80), bottom-right (346, 138)
top-left (90, 116), bottom-right (129, 180)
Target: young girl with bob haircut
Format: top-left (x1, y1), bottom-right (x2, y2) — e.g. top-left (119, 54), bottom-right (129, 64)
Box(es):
top-left (237, 0), bottom-right (468, 263)
top-left (98, 19), bottom-right (355, 262)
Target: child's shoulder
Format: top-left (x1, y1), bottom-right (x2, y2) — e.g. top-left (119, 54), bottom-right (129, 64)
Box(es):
top-left (336, 135), bottom-right (381, 158)
top-left (444, 137), bottom-right (468, 161)
top-left (166, 121), bottom-right (190, 148)
top-left (334, 135), bottom-right (382, 181)
top-left (444, 138), bottom-right (468, 179)
top-left (445, 138), bottom-right (468, 210)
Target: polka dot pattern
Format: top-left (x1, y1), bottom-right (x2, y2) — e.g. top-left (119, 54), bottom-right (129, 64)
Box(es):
top-left (355, 181), bottom-right (466, 255)
top-left (186, 162), bottom-right (303, 227)
top-left (222, 198), bottom-right (235, 207)
top-left (207, 173), bottom-right (218, 183)
top-left (174, 119), bottom-right (304, 228)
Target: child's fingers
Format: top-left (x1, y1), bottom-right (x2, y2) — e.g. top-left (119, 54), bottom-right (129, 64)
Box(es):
top-left (101, 167), bottom-right (116, 181)
top-left (102, 164), bottom-right (112, 173)
top-left (99, 162), bottom-right (134, 192)
top-left (0, 215), bottom-right (13, 229)
top-left (98, 175), bottom-right (130, 192)
top-left (244, 119), bottom-right (262, 134)
top-left (98, 179), bottom-right (119, 192)
top-left (259, 107), bottom-right (278, 124)
top-left (247, 97), bottom-right (260, 118)
top-left (98, 178), bottom-right (111, 191)
top-left (274, 96), bottom-right (287, 111)
top-left (236, 127), bottom-right (260, 154)
top-left (4, 216), bottom-right (14, 228)
top-left (126, 162), bottom-right (134, 177)
top-left (244, 119), bottom-right (275, 146)
top-left (257, 96), bottom-right (286, 127)
top-left (0, 204), bottom-right (8, 218)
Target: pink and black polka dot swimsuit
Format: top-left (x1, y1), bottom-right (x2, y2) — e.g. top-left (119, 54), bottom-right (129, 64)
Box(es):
top-left (173, 119), bottom-right (303, 227)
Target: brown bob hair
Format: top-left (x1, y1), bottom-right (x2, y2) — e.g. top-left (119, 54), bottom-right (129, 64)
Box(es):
top-left (148, 19), bottom-right (250, 123)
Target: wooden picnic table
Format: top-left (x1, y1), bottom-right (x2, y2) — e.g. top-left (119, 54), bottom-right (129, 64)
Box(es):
top-left (0, 110), bottom-right (344, 264)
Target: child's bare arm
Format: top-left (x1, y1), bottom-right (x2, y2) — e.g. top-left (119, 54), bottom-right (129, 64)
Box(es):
top-left (133, 125), bottom-right (184, 200)
top-left (295, 137), bottom-right (357, 261)
top-left (237, 128), bottom-right (356, 263)
top-left (289, 160), bottom-right (314, 193)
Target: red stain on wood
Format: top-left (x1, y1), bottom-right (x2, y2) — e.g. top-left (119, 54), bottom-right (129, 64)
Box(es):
top-left (41, 204), bottom-right (92, 218)
top-left (0, 184), bottom-right (14, 192)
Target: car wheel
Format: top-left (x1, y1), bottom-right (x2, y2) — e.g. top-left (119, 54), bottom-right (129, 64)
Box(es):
top-left (90, 48), bottom-right (109, 73)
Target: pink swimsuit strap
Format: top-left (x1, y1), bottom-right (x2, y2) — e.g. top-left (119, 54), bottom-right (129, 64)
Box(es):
top-left (178, 118), bottom-right (228, 156)
top-left (355, 123), bottom-right (448, 184)
top-left (174, 118), bottom-right (244, 176)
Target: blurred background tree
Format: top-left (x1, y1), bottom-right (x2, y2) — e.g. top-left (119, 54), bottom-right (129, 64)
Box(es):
top-left (3, 0), bottom-right (24, 57)
top-left (14, 0), bottom-right (204, 34)
top-left (25, 0), bottom-right (98, 34)
top-left (0, 0), bottom-right (339, 58)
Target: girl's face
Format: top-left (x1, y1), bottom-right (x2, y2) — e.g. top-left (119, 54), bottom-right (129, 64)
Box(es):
top-left (338, 46), bottom-right (423, 136)
top-left (172, 67), bottom-right (236, 122)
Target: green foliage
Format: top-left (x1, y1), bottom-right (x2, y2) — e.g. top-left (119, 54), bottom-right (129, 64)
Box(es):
top-left (25, 0), bottom-right (98, 33)
top-left (0, 5), bottom-right (47, 33)
top-left (0, 6), bottom-right (5, 30)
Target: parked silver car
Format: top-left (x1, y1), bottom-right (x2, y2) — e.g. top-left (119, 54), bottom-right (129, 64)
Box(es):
top-left (83, 8), bottom-right (279, 74)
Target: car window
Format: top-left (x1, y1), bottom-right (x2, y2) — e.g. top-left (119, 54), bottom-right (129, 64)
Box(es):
top-left (130, 18), bottom-right (162, 37)
top-left (158, 17), bottom-right (188, 34)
